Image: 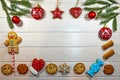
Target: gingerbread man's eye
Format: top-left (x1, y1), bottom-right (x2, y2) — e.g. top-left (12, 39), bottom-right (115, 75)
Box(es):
top-left (9, 34), bottom-right (11, 37)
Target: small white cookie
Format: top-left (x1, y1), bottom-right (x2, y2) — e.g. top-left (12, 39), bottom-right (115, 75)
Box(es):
top-left (59, 63), bottom-right (70, 74)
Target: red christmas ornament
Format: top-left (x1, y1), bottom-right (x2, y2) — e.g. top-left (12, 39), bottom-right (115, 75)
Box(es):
top-left (88, 11), bottom-right (96, 19)
top-left (69, 7), bottom-right (82, 18)
top-left (51, 7), bottom-right (64, 19)
top-left (12, 16), bottom-right (21, 24)
top-left (31, 4), bottom-right (45, 20)
top-left (98, 25), bottom-right (112, 40)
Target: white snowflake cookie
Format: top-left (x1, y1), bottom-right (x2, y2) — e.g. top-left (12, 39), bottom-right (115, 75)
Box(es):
top-left (59, 63), bottom-right (70, 74)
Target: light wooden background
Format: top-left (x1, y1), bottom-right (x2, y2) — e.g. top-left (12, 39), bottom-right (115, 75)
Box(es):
top-left (0, 0), bottom-right (120, 80)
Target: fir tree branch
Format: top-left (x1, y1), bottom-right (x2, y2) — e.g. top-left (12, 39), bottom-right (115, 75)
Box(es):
top-left (1, 0), bottom-right (14, 29)
top-left (84, 7), bottom-right (102, 11)
top-left (100, 13), bottom-right (118, 24)
top-left (113, 17), bottom-right (117, 32)
top-left (106, 6), bottom-right (119, 12)
top-left (84, 0), bottom-right (97, 6)
top-left (100, 12), bottom-right (117, 18)
top-left (9, 0), bottom-right (32, 8)
top-left (108, 0), bottom-right (118, 4)
top-left (96, 10), bottom-right (102, 20)
top-left (97, 1), bottom-right (111, 5)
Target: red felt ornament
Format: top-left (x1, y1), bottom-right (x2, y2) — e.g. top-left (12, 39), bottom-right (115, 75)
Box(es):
top-left (12, 16), bottom-right (21, 24)
top-left (98, 24), bottom-right (112, 40)
top-left (69, 0), bottom-right (82, 18)
top-left (51, 7), bottom-right (64, 19)
top-left (51, 0), bottom-right (64, 19)
top-left (88, 11), bottom-right (96, 19)
top-left (31, 4), bottom-right (45, 20)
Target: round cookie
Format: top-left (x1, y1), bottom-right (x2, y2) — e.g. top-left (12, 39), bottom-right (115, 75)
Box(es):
top-left (17, 64), bottom-right (28, 74)
top-left (46, 63), bottom-right (58, 75)
top-left (74, 63), bottom-right (85, 74)
top-left (1, 64), bottom-right (13, 75)
top-left (103, 64), bottom-right (114, 75)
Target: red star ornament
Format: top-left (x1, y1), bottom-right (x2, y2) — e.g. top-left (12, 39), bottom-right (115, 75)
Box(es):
top-left (51, 7), bottom-right (64, 19)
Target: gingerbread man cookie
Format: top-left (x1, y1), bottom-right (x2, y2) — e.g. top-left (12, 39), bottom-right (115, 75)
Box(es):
top-left (4, 31), bottom-right (22, 53)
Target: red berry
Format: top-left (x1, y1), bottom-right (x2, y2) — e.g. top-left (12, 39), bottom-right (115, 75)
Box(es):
top-left (98, 26), bottom-right (112, 40)
top-left (31, 4), bottom-right (45, 20)
top-left (12, 16), bottom-right (21, 24)
top-left (88, 11), bottom-right (96, 19)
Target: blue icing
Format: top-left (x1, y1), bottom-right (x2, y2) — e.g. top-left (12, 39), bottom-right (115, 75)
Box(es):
top-left (86, 59), bottom-right (104, 77)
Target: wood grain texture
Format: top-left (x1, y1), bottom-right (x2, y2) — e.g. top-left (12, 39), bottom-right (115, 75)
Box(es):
top-left (0, 0), bottom-right (120, 80)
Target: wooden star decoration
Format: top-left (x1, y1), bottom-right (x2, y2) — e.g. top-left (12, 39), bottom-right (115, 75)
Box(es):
top-left (51, 7), bottom-right (64, 19)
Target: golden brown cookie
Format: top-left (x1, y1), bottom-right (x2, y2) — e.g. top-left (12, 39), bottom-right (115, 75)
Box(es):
top-left (103, 49), bottom-right (115, 59)
top-left (1, 64), bottom-right (13, 75)
top-left (46, 63), bottom-right (58, 75)
top-left (74, 63), bottom-right (85, 74)
top-left (103, 64), bottom-right (114, 75)
top-left (17, 64), bottom-right (28, 74)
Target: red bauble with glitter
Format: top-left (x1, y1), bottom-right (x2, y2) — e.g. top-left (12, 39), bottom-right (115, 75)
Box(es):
top-left (98, 25), bottom-right (112, 40)
top-left (12, 16), bottom-right (21, 24)
top-left (31, 4), bottom-right (45, 20)
top-left (88, 11), bottom-right (96, 19)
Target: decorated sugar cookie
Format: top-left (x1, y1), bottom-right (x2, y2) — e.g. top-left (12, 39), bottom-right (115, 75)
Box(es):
top-left (59, 63), bottom-right (70, 74)
top-left (4, 31), bottom-right (22, 53)
top-left (30, 58), bottom-right (45, 75)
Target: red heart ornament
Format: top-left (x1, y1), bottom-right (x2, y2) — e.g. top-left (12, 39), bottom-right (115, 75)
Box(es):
top-left (32, 58), bottom-right (45, 72)
top-left (70, 7), bottom-right (82, 18)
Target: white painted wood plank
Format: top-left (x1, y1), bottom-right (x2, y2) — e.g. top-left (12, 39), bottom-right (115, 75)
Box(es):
top-left (0, 33), bottom-right (120, 47)
top-left (0, 18), bottom-right (116, 32)
top-left (0, 17), bottom-right (119, 32)
top-left (0, 47), bottom-right (119, 62)
top-left (0, 77), bottom-right (120, 80)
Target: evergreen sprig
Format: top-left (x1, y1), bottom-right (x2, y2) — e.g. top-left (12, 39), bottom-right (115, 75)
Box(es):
top-left (84, 0), bottom-right (120, 32)
top-left (0, 0), bottom-right (32, 29)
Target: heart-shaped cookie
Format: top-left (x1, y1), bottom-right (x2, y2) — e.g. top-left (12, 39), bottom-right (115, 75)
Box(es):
top-left (32, 58), bottom-right (45, 72)
top-left (69, 7), bottom-right (82, 18)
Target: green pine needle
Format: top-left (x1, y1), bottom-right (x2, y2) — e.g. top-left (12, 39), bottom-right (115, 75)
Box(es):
top-left (113, 18), bottom-right (117, 31)
top-left (100, 12), bottom-right (117, 18)
top-left (97, 1), bottom-right (111, 5)
top-left (106, 6), bottom-right (119, 12)
top-left (84, 0), bottom-right (96, 6)
top-left (100, 13), bottom-right (118, 24)
top-left (9, 0), bottom-right (32, 8)
top-left (108, 0), bottom-right (118, 3)
top-left (84, 7), bottom-right (102, 11)
top-left (96, 10), bottom-right (102, 19)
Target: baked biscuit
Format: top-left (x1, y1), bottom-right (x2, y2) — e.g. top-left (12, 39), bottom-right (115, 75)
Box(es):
top-left (17, 64), bottom-right (28, 74)
top-left (103, 64), bottom-right (114, 75)
top-left (103, 49), bottom-right (115, 59)
top-left (74, 63), bottom-right (85, 74)
top-left (46, 63), bottom-right (58, 75)
top-left (1, 64), bottom-right (13, 75)
top-left (102, 40), bottom-right (114, 50)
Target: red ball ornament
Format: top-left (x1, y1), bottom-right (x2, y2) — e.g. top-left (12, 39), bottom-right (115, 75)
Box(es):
top-left (31, 4), bottom-right (45, 20)
top-left (12, 16), bottom-right (21, 24)
top-left (98, 25), bottom-right (112, 40)
top-left (88, 11), bottom-right (96, 19)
